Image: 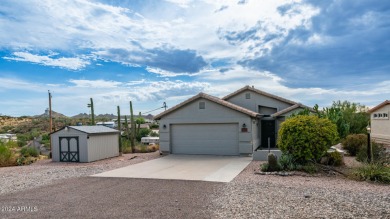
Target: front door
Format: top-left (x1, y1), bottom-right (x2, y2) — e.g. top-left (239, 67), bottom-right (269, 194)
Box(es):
top-left (261, 120), bottom-right (276, 148)
top-left (59, 137), bottom-right (79, 162)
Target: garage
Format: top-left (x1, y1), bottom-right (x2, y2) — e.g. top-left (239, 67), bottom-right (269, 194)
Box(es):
top-left (171, 123), bottom-right (239, 155)
top-left (51, 126), bottom-right (120, 163)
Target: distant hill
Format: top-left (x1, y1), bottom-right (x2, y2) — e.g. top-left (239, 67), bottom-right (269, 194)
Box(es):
top-left (34, 109), bottom-right (67, 118)
top-left (71, 113), bottom-right (90, 119)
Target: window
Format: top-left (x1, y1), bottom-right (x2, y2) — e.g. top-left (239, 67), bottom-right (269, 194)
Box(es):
top-left (373, 112), bottom-right (389, 120)
top-left (384, 113), bottom-right (388, 118)
top-left (378, 113), bottom-right (383, 118)
top-left (245, 93), bottom-right (251, 99)
top-left (373, 114), bottom-right (378, 118)
top-left (199, 102), bottom-right (205, 109)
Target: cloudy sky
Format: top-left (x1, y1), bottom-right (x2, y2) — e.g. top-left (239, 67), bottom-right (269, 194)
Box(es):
top-left (0, 0), bottom-right (389, 117)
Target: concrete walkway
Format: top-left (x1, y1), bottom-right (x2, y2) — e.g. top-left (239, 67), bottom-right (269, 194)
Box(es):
top-left (92, 155), bottom-right (251, 182)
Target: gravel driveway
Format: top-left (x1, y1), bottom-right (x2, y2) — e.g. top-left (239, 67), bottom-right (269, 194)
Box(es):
top-left (1, 155), bottom-right (389, 219)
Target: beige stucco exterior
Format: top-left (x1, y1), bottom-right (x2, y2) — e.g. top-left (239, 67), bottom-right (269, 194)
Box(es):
top-left (370, 104), bottom-right (390, 146)
top-left (159, 97), bottom-right (257, 155)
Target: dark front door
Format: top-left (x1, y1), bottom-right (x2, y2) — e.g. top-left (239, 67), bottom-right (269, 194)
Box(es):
top-left (59, 137), bottom-right (79, 162)
top-left (261, 120), bottom-right (276, 148)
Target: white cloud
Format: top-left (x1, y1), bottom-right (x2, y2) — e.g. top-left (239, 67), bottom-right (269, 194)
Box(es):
top-left (68, 79), bottom-right (122, 88)
top-left (3, 52), bottom-right (89, 70)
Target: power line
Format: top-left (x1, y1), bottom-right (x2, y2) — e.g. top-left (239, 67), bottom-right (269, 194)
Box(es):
top-left (141, 102), bottom-right (167, 115)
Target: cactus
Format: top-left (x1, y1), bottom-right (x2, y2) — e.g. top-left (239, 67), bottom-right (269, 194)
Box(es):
top-left (267, 153), bottom-right (280, 172)
top-left (130, 101), bottom-right (135, 152)
top-left (117, 106), bottom-right (122, 153)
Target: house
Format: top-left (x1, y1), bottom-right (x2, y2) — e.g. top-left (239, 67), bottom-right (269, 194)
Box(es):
top-left (368, 100), bottom-right (390, 150)
top-left (51, 126), bottom-right (119, 162)
top-left (154, 85), bottom-right (312, 160)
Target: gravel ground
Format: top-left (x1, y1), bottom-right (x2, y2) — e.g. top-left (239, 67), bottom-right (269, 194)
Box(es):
top-left (211, 161), bottom-right (390, 219)
top-left (1, 154), bottom-right (389, 218)
top-left (0, 152), bottom-right (161, 195)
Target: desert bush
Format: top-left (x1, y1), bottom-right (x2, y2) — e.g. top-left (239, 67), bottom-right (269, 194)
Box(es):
top-left (278, 153), bottom-right (297, 171)
top-left (20, 147), bottom-right (39, 157)
top-left (278, 115), bottom-right (339, 164)
top-left (0, 145), bottom-right (15, 167)
top-left (356, 142), bottom-right (389, 164)
top-left (300, 163), bottom-right (319, 174)
top-left (351, 163), bottom-right (390, 184)
top-left (323, 151), bottom-right (344, 166)
top-left (342, 134), bottom-right (366, 156)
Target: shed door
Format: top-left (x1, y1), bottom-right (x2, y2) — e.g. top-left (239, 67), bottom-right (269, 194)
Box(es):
top-left (59, 137), bottom-right (79, 162)
top-left (171, 124), bottom-right (239, 155)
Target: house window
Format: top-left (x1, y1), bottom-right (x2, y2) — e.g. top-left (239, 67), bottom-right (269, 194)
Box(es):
top-left (378, 113), bottom-right (383, 118)
top-left (199, 102), bottom-right (205, 109)
top-left (245, 93), bottom-right (251, 99)
top-left (384, 113), bottom-right (388, 118)
top-left (373, 112), bottom-right (389, 119)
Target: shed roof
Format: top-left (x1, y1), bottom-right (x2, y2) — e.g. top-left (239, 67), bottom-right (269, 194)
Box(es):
top-left (222, 85), bottom-right (297, 105)
top-left (51, 126), bottom-right (119, 135)
top-left (271, 103), bottom-right (314, 117)
top-left (367, 100), bottom-right (390, 113)
top-left (154, 92), bottom-right (259, 120)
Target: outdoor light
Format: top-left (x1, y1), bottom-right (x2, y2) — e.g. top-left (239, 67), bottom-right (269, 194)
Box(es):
top-left (366, 124), bottom-right (372, 163)
top-left (163, 124), bottom-right (167, 129)
top-left (366, 124), bottom-right (371, 133)
top-left (242, 123), bottom-right (246, 128)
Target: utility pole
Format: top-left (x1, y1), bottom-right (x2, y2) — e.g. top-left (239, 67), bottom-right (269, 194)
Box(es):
top-left (163, 102), bottom-right (167, 111)
top-left (48, 90), bottom-right (52, 159)
top-left (87, 98), bottom-right (95, 125)
top-left (48, 90), bottom-right (52, 132)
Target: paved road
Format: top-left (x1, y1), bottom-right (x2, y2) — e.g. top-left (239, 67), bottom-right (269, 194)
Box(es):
top-left (0, 177), bottom-right (221, 219)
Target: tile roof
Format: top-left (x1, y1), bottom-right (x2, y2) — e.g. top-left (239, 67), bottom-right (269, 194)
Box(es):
top-left (222, 85), bottom-right (297, 105)
top-left (154, 92), bottom-right (259, 120)
top-left (271, 103), bottom-right (314, 117)
top-left (368, 100), bottom-right (390, 113)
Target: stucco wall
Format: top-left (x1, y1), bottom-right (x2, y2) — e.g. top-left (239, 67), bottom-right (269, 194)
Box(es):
top-left (371, 104), bottom-right (390, 146)
top-left (159, 98), bottom-right (255, 155)
top-left (225, 90), bottom-right (293, 113)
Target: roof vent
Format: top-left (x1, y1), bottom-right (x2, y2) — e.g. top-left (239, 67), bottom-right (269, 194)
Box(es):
top-left (252, 85), bottom-right (254, 88)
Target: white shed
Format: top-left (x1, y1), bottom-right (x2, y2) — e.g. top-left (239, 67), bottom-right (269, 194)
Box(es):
top-left (51, 126), bottom-right (120, 162)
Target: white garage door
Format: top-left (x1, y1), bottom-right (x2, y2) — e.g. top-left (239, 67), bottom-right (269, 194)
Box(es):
top-left (171, 123), bottom-right (239, 155)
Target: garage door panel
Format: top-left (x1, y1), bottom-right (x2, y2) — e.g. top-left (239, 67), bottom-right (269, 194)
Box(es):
top-left (171, 124), bottom-right (239, 155)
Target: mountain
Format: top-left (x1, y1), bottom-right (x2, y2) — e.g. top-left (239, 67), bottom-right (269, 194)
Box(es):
top-left (34, 108), bottom-right (67, 118)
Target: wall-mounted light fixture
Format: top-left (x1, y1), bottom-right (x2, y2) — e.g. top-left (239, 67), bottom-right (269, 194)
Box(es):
top-left (163, 124), bottom-right (167, 129)
top-left (242, 123), bottom-right (246, 128)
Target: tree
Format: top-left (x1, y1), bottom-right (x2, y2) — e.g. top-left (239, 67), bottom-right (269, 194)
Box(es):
top-left (136, 112), bottom-right (145, 136)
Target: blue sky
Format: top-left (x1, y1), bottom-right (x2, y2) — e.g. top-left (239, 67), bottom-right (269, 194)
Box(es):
top-left (0, 0), bottom-right (389, 117)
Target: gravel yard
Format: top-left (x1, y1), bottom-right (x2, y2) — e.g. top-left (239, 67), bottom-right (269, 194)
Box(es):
top-left (212, 161), bottom-right (390, 219)
top-left (1, 154), bottom-right (389, 218)
top-left (0, 152), bottom-right (161, 195)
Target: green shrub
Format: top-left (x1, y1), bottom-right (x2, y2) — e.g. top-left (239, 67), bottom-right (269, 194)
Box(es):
top-left (267, 153), bottom-right (280, 171)
top-left (342, 134), bottom-right (366, 156)
top-left (356, 142), bottom-right (389, 164)
top-left (324, 151), bottom-right (344, 166)
top-left (20, 147), bottom-right (39, 157)
top-left (278, 153), bottom-right (297, 171)
top-left (351, 163), bottom-right (390, 184)
top-left (0, 145), bottom-right (15, 167)
top-left (260, 163), bottom-right (269, 172)
top-left (278, 115), bottom-right (339, 164)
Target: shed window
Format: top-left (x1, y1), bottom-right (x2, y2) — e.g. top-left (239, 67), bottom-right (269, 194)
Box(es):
top-left (245, 93), bottom-right (251, 99)
top-left (199, 102), bottom-right (205, 109)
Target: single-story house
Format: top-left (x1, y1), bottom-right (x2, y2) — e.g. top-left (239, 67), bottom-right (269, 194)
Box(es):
top-left (368, 100), bottom-right (390, 149)
top-left (51, 126), bottom-right (119, 162)
top-left (154, 85), bottom-right (312, 160)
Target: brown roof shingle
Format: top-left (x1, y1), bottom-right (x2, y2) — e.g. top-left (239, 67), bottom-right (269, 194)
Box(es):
top-left (271, 103), bottom-right (314, 117)
top-left (368, 100), bottom-right (390, 113)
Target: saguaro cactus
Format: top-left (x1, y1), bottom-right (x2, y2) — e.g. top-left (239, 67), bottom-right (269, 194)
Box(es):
top-left (87, 98), bottom-right (95, 125)
top-left (130, 101), bottom-right (135, 152)
top-left (117, 106), bottom-right (122, 153)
